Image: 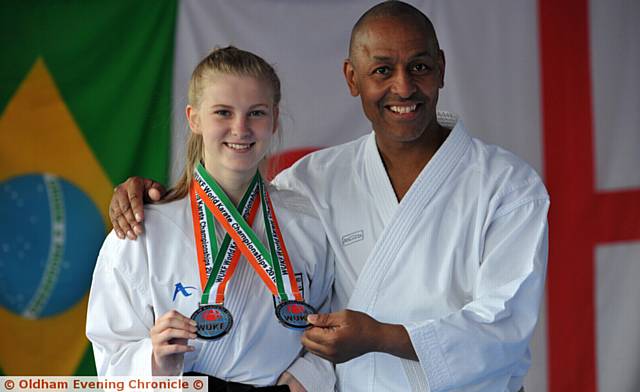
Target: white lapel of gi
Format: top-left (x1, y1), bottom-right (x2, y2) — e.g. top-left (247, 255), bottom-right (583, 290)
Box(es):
top-left (347, 113), bottom-right (472, 313)
top-left (363, 132), bottom-right (399, 224)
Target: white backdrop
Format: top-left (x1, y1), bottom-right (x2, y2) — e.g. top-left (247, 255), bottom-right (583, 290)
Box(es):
top-left (170, 1), bottom-right (640, 391)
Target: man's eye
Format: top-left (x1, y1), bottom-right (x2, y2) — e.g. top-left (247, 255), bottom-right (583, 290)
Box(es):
top-left (412, 63), bottom-right (430, 73)
top-left (373, 67), bottom-right (390, 75)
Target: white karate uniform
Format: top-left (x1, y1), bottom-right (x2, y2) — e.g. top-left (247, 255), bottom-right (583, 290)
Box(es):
top-left (274, 112), bottom-right (549, 392)
top-left (86, 185), bottom-right (335, 389)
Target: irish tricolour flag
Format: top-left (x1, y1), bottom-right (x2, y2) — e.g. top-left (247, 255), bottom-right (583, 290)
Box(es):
top-left (1, 2), bottom-right (638, 391)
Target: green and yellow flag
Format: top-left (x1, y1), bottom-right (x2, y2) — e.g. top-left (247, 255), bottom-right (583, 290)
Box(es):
top-left (0, 2), bottom-right (176, 375)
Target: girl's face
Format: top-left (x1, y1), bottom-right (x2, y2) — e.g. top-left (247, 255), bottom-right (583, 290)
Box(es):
top-left (187, 73), bottom-right (278, 181)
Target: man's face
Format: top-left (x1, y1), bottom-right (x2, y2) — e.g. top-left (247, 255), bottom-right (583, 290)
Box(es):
top-left (344, 16), bottom-right (444, 146)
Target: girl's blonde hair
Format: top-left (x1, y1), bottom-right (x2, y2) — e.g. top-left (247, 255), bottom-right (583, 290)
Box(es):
top-left (165, 46), bottom-right (282, 202)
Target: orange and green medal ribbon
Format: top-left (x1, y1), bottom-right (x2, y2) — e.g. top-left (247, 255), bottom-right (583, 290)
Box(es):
top-left (191, 163), bottom-right (304, 307)
top-left (190, 171), bottom-right (260, 305)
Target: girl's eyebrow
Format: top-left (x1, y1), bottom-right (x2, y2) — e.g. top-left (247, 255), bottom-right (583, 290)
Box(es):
top-left (209, 103), bottom-right (271, 109)
top-left (209, 104), bottom-right (232, 109)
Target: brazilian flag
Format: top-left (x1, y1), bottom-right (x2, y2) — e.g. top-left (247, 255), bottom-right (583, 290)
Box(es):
top-left (0, 2), bottom-right (177, 375)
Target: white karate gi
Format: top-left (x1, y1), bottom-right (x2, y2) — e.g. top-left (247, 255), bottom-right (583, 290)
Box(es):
top-left (274, 112), bottom-right (549, 392)
top-left (86, 185), bottom-right (335, 389)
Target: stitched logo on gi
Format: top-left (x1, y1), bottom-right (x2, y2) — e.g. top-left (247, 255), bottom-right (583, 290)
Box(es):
top-left (341, 230), bottom-right (364, 246)
top-left (172, 282), bottom-right (198, 301)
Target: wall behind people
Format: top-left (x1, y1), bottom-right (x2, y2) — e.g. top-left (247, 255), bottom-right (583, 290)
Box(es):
top-left (1, 1), bottom-right (638, 391)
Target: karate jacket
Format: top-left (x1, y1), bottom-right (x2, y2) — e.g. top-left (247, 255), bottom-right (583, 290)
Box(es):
top-left (86, 185), bottom-right (335, 388)
top-left (274, 112), bottom-right (550, 392)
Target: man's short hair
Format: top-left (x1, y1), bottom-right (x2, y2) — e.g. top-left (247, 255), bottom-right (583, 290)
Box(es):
top-left (349, 1), bottom-right (440, 58)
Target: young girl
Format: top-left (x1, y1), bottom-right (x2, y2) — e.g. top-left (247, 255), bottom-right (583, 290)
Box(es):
top-left (86, 47), bottom-right (334, 391)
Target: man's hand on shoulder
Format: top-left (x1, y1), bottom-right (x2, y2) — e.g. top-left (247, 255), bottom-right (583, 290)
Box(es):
top-left (301, 309), bottom-right (417, 364)
top-left (109, 176), bottom-right (166, 240)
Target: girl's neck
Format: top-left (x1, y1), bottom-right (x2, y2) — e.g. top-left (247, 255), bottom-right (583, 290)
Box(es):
top-left (206, 165), bottom-right (257, 206)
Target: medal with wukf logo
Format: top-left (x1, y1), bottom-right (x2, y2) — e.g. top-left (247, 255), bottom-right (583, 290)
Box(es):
top-left (257, 177), bottom-right (316, 329)
top-left (191, 163), bottom-right (316, 334)
top-left (190, 168), bottom-right (260, 340)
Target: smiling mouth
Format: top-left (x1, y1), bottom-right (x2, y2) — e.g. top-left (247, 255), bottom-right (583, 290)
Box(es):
top-left (224, 142), bottom-right (255, 151)
top-left (386, 104), bottom-right (420, 114)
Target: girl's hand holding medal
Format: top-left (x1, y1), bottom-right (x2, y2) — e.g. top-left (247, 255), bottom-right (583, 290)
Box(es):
top-left (150, 309), bottom-right (197, 376)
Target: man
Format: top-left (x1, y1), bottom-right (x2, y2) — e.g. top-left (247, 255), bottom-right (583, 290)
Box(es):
top-left (109, 2), bottom-right (548, 391)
